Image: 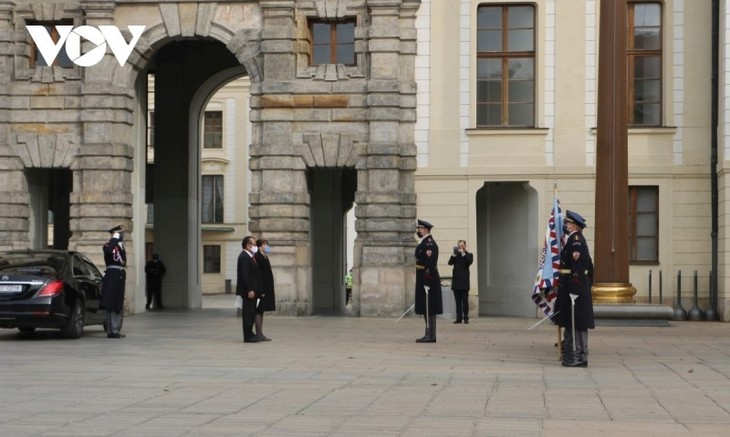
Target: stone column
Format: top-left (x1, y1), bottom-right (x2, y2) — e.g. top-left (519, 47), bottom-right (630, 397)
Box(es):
top-left (0, 1), bottom-right (31, 250)
top-left (70, 1), bottom-right (135, 273)
top-left (356, 0), bottom-right (418, 316)
top-left (253, 1), bottom-right (312, 315)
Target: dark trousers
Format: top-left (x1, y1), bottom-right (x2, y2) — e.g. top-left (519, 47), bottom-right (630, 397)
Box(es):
top-left (146, 285), bottom-right (163, 308)
top-left (452, 289), bottom-right (469, 321)
top-left (241, 298), bottom-right (257, 341)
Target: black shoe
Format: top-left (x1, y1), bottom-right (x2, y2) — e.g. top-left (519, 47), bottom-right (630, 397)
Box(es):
top-left (257, 335), bottom-right (272, 341)
top-left (416, 336), bottom-right (436, 343)
top-left (464, 318), bottom-right (469, 324)
top-left (244, 337), bottom-right (260, 343)
top-left (145, 304), bottom-right (150, 310)
top-left (107, 333), bottom-right (125, 339)
top-left (453, 320), bottom-right (462, 324)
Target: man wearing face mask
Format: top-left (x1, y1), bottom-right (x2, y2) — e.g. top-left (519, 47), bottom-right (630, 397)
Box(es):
top-left (414, 219), bottom-right (442, 343)
top-left (236, 236), bottom-right (263, 343)
top-left (100, 224), bottom-right (127, 339)
top-left (555, 210), bottom-right (595, 367)
top-left (254, 238), bottom-right (276, 341)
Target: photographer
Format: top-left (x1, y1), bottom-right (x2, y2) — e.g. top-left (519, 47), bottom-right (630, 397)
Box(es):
top-left (448, 240), bottom-right (473, 324)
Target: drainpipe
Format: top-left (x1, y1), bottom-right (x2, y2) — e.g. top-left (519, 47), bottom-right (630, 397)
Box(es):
top-left (709, 0), bottom-right (719, 320)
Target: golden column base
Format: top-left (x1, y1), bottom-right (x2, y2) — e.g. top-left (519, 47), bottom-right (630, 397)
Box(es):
top-left (592, 282), bottom-right (636, 304)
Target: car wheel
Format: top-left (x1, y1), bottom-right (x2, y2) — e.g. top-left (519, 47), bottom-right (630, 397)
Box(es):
top-left (61, 301), bottom-right (85, 339)
top-left (17, 327), bottom-right (36, 333)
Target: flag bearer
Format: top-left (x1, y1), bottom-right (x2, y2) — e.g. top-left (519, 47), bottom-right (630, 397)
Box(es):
top-left (556, 211), bottom-right (595, 367)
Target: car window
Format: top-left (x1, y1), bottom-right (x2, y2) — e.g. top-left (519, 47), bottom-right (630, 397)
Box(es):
top-left (0, 253), bottom-right (63, 277)
top-left (76, 254), bottom-right (103, 280)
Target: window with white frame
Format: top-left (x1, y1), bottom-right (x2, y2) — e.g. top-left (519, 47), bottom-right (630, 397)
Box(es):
top-left (476, 4), bottom-right (535, 127)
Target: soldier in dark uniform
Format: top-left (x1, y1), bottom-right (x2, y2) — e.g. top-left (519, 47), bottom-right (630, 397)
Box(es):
top-left (100, 224), bottom-right (127, 339)
top-left (414, 219), bottom-right (442, 343)
top-left (555, 210), bottom-right (595, 367)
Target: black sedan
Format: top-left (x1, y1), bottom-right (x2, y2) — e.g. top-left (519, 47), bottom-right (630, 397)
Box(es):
top-left (0, 250), bottom-right (105, 338)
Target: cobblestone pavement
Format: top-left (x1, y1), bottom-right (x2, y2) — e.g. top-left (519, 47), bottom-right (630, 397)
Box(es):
top-left (1, 294), bottom-right (730, 436)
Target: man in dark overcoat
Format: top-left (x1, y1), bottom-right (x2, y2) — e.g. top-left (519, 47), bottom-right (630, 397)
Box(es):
top-left (100, 224), bottom-right (127, 339)
top-left (415, 219), bottom-right (442, 343)
top-left (237, 236), bottom-right (263, 343)
top-left (555, 210), bottom-right (595, 367)
top-left (144, 253), bottom-right (166, 310)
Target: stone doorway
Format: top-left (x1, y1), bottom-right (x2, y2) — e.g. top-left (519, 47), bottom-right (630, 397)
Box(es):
top-left (142, 39), bottom-right (244, 310)
top-left (310, 167), bottom-right (357, 314)
top-left (26, 168), bottom-right (72, 250)
top-left (476, 182), bottom-right (539, 317)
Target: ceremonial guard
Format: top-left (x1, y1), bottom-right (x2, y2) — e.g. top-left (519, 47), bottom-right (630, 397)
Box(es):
top-left (100, 224), bottom-right (127, 338)
top-left (555, 210), bottom-right (595, 367)
top-left (414, 219), bottom-right (442, 343)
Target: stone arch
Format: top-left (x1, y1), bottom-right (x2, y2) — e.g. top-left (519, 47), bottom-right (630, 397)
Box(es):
top-left (121, 4), bottom-right (263, 88)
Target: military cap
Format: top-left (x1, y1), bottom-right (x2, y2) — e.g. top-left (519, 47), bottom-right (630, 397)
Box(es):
top-left (564, 210), bottom-right (586, 228)
top-left (416, 219), bottom-right (434, 229)
top-left (108, 224), bottom-right (124, 233)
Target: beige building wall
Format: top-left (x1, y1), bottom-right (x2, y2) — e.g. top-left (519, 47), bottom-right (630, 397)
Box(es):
top-left (417, 0), bottom-right (718, 316)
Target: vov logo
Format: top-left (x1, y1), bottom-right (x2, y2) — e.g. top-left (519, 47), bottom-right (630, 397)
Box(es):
top-left (27, 25), bottom-right (146, 67)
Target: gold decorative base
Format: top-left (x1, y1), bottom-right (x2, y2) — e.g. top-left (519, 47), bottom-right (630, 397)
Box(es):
top-left (592, 282), bottom-right (636, 304)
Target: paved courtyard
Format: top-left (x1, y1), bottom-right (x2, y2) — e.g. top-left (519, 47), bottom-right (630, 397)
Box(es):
top-left (1, 294), bottom-right (730, 436)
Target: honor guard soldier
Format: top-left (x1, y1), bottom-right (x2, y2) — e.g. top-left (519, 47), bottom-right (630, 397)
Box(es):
top-left (100, 224), bottom-right (127, 338)
top-left (414, 219), bottom-right (443, 342)
top-left (555, 210), bottom-right (595, 367)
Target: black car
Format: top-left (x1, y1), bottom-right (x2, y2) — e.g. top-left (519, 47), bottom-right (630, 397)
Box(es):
top-left (0, 250), bottom-right (105, 338)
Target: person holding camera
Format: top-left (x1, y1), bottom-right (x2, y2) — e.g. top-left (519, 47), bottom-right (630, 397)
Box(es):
top-left (448, 240), bottom-right (473, 324)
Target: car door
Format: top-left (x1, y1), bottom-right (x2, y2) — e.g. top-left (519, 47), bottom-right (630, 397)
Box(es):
top-left (72, 254), bottom-right (104, 324)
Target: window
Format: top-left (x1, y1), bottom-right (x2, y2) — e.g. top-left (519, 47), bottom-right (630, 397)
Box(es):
top-left (628, 2), bottom-right (662, 126)
top-left (309, 19), bottom-right (356, 65)
top-left (202, 175), bottom-right (224, 224)
top-left (203, 245), bottom-right (221, 273)
top-left (628, 186), bottom-right (658, 262)
top-left (28, 21), bottom-right (74, 68)
top-left (476, 5), bottom-right (535, 127)
top-left (203, 111), bottom-right (223, 149)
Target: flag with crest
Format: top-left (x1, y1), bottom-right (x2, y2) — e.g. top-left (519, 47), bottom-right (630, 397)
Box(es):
top-left (532, 193), bottom-right (563, 317)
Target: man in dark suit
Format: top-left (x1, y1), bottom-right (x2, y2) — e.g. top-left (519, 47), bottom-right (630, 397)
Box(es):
top-left (236, 236), bottom-right (262, 343)
top-left (555, 210), bottom-right (595, 367)
top-left (414, 219), bottom-right (442, 343)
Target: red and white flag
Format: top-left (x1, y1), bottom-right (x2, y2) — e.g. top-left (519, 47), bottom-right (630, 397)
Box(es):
top-left (532, 194), bottom-right (563, 317)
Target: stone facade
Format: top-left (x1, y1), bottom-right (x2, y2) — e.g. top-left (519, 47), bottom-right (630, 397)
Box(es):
top-left (0, 0), bottom-right (420, 316)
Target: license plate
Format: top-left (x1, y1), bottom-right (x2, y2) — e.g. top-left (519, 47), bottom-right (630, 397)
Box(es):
top-left (0, 284), bottom-right (23, 293)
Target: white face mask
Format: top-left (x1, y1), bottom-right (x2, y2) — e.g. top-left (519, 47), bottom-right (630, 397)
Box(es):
top-left (251, 246), bottom-right (259, 254)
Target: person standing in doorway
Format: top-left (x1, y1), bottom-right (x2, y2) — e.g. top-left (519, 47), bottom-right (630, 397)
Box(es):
top-left (254, 238), bottom-right (276, 341)
top-left (448, 240), bottom-right (473, 324)
top-left (555, 210), bottom-right (595, 367)
top-left (414, 219), bottom-right (442, 343)
top-left (100, 224), bottom-right (127, 339)
top-left (144, 253), bottom-right (166, 310)
top-left (237, 236), bottom-right (262, 343)
top-left (344, 268), bottom-right (353, 305)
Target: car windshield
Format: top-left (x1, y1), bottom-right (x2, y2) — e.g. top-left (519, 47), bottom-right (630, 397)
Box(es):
top-left (0, 253), bottom-right (65, 277)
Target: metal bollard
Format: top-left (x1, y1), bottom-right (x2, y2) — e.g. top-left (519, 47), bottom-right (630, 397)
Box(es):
top-left (648, 270), bottom-right (653, 304)
top-left (705, 270), bottom-right (719, 321)
top-left (687, 270), bottom-right (704, 321)
top-left (674, 270), bottom-right (687, 321)
top-left (659, 270), bottom-right (663, 306)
